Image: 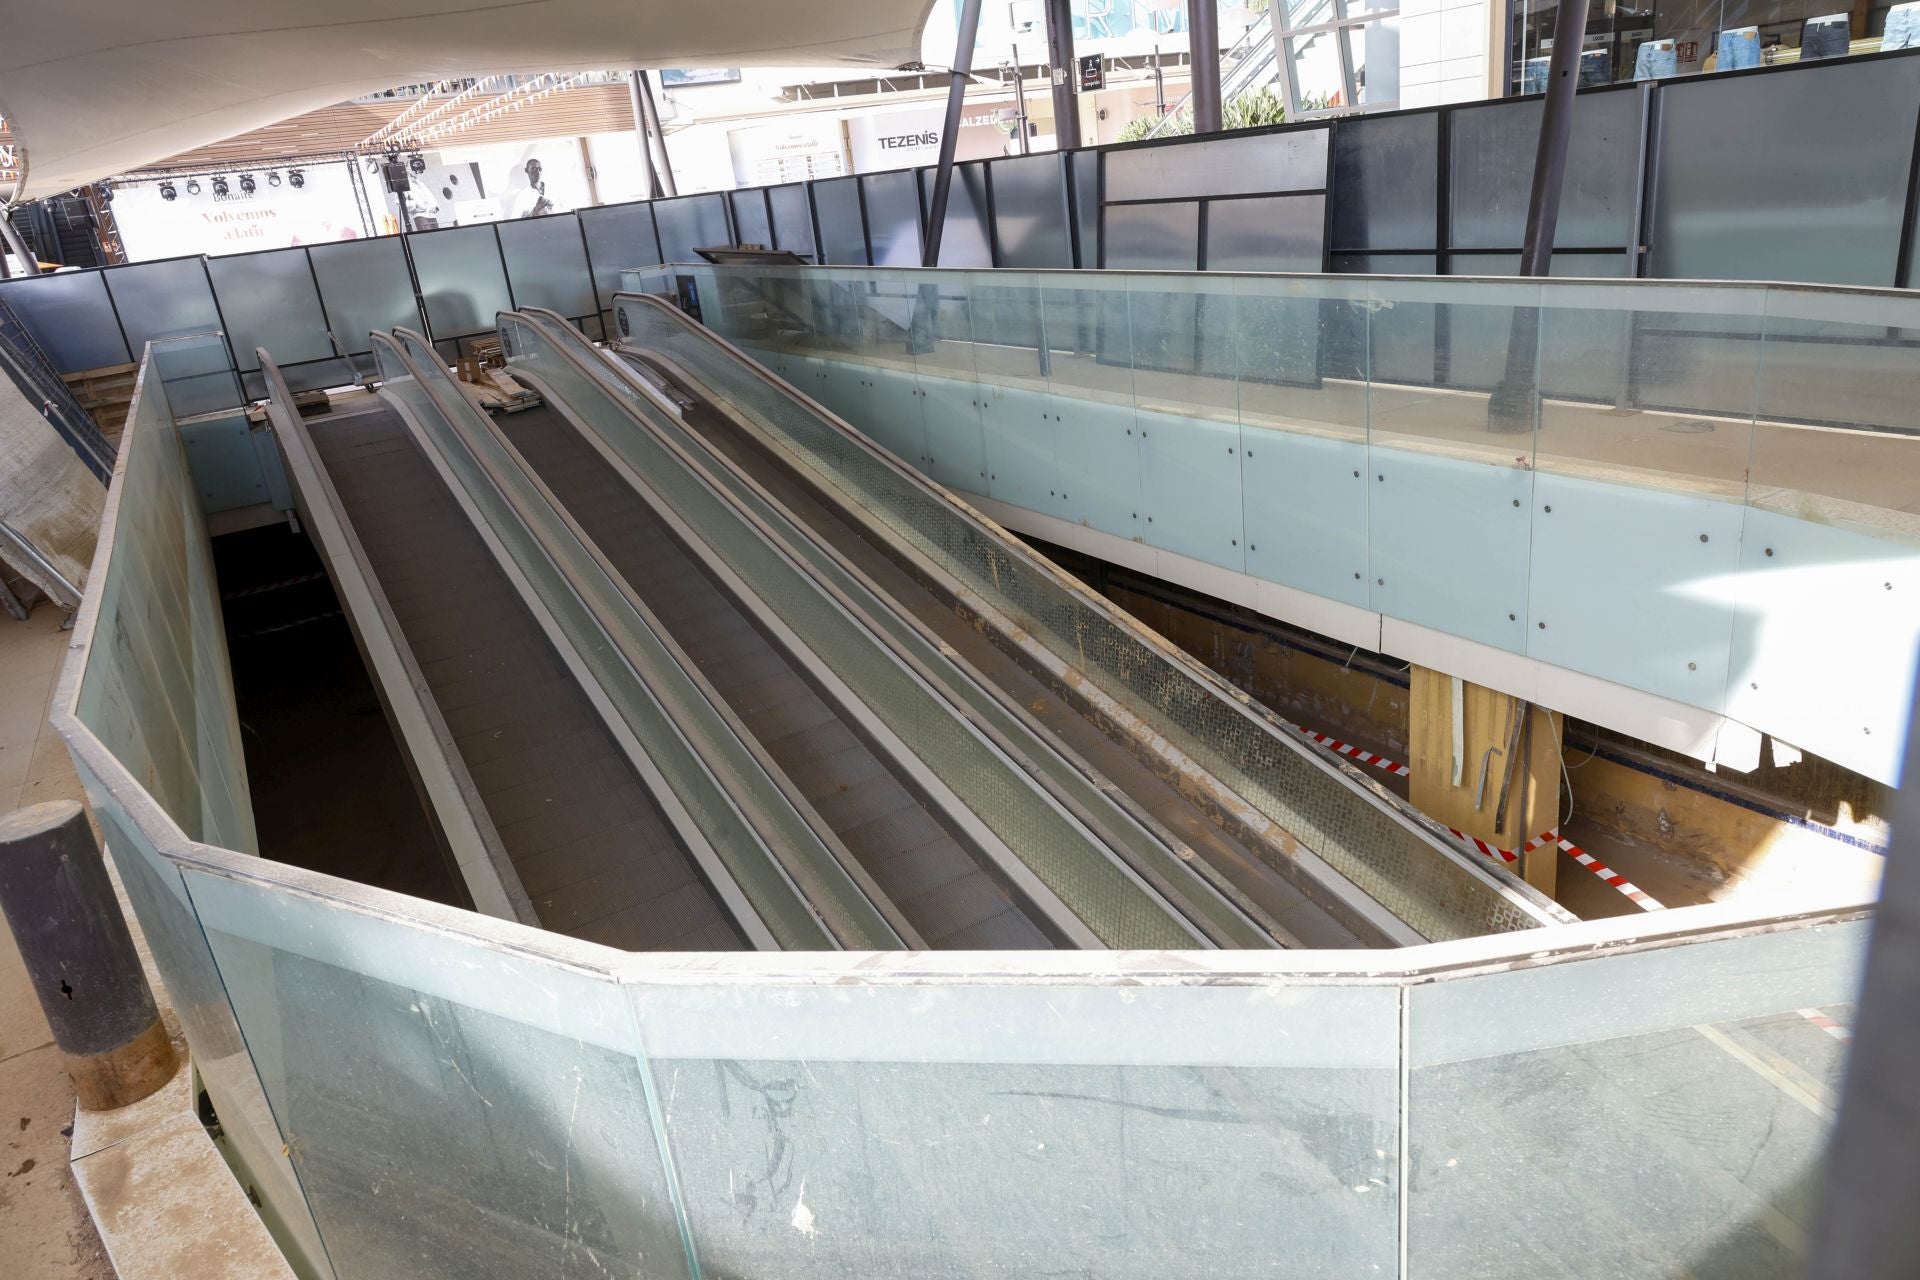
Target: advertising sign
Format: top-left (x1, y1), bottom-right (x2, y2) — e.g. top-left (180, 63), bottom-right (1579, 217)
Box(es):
top-left (844, 105), bottom-right (1017, 173)
top-left (727, 118), bottom-right (849, 186)
top-left (113, 162), bottom-right (367, 260)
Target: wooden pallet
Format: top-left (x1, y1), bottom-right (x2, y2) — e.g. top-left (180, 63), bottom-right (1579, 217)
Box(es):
top-left (61, 361), bottom-right (137, 444)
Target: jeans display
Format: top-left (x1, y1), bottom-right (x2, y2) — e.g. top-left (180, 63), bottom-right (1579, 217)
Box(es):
top-left (1718, 25), bottom-right (1762, 69)
top-left (1800, 12), bottom-right (1852, 59)
top-left (1886, 2), bottom-right (1920, 50)
top-left (1634, 38), bottom-right (1679, 79)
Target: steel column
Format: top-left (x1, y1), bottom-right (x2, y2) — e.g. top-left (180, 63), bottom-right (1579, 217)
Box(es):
top-left (1045, 0), bottom-right (1079, 150)
top-left (1488, 0), bottom-right (1590, 430)
top-left (1517, 0), bottom-right (1592, 275)
top-left (635, 71), bottom-right (678, 199)
top-left (924, 0), bottom-right (986, 267)
top-left (1189, 0), bottom-right (1224, 135)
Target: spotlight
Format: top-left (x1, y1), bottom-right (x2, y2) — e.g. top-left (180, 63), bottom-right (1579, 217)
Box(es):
top-left (159, 181), bottom-right (177, 202)
top-left (267, 170), bottom-right (282, 188)
top-left (408, 152), bottom-right (426, 175)
top-left (288, 169), bottom-right (305, 189)
top-left (238, 173), bottom-right (256, 194)
top-left (185, 178), bottom-right (202, 196)
top-left (212, 175), bottom-right (230, 197)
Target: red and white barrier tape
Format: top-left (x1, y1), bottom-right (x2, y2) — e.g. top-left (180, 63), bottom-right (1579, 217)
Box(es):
top-left (1795, 1007), bottom-right (1852, 1044)
top-left (1294, 726), bottom-right (1411, 778)
top-left (1288, 722), bottom-right (1669, 913)
top-left (1549, 832), bottom-right (1665, 911)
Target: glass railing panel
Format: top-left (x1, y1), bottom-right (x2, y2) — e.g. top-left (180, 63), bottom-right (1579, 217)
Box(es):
top-left (1408, 916), bottom-right (1868, 1278)
top-left (1526, 281), bottom-right (1761, 710)
top-left (1127, 274), bottom-right (1245, 573)
top-left (149, 328), bottom-right (245, 417)
top-left (629, 972), bottom-right (1402, 1277)
top-left (1364, 277), bottom-right (1543, 655)
top-left (72, 769), bottom-right (333, 1278)
top-left (1037, 271), bottom-right (1141, 540)
top-left (180, 863), bottom-right (691, 1280)
top-left (1728, 287), bottom-right (1920, 783)
top-left (1234, 274), bottom-right (1373, 609)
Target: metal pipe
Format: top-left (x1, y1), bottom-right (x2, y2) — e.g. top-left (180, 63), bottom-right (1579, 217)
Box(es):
top-left (627, 71), bottom-right (662, 199)
top-left (0, 801), bottom-right (178, 1110)
top-left (635, 71), bottom-right (678, 199)
top-left (924, 0), bottom-right (986, 267)
top-left (1189, 0), bottom-right (1223, 135)
top-left (1045, 0), bottom-right (1079, 150)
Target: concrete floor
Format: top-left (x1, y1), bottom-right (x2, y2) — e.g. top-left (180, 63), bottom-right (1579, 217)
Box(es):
top-left (0, 604), bottom-right (113, 1278)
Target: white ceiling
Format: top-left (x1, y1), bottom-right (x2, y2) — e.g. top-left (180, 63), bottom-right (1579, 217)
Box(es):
top-left (0, 0), bottom-right (937, 199)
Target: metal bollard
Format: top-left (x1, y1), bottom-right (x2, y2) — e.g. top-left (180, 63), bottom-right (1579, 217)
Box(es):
top-left (0, 799), bottom-right (177, 1110)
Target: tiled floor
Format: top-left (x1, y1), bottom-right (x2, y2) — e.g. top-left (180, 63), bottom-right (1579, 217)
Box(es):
top-left (0, 604), bottom-right (112, 1277)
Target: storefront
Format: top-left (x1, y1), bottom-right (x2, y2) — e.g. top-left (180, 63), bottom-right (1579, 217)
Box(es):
top-left (1508, 0), bottom-right (1915, 90)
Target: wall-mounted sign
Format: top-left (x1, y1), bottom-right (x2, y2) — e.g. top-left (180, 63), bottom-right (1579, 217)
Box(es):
top-left (727, 118), bottom-right (849, 186)
top-left (1079, 54), bottom-right (1106, 92)
top-left (844, 105), bottom-right (1012, 173)
top-left (114, 162), bottom-right (367, 260)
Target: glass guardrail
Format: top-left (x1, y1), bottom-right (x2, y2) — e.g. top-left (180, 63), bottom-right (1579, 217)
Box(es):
top-left (619, 263), bottom-right (1920, 793)
top-left (39, 326), bottom-right (1875, 1280)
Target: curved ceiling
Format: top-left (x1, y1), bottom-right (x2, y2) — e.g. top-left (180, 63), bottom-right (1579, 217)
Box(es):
top-left (0, 1), bottom-right (936, 199)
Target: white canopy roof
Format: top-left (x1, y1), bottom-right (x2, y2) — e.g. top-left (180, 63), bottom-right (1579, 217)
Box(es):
top-left (0, 1), bottom-right (936, 199)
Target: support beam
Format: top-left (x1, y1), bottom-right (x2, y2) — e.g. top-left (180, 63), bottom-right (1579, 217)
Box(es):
top-left (1044, 0), bottom-right (1079, 150)
top-left (0, 801), bottom-right (178, 1110)
top-left (626, 72), bottom-right (660, 198)
top-left (1407, 666), bottom-right (1561, 896)
top-left (1188, 0), bottom-right (1223, 135)
top-left (634, 70), bottom-right (678, 199)
top-left (924, 0), bottom-right (985, 267)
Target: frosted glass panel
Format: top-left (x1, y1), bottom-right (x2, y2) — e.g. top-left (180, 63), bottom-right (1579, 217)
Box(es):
top-left (653, 194), bottom-right (730, 262)
top-left (1650, 57), bottom-right (1920, 283)
top-left (496, 214), bottom-right (596, 320)
top-left (308, 237), bottom-right (424, 354)
top-left (407, 225), bottom-right (511, 338)
top-left (1332, 111), bottom-right (1438, 252)
top-left (991, 153), bottom-right (1073, 268)
top-left (1105, 203), bottom-right (1200, 270)
top-left (1204, 194), bottom-right (1326, 271)
top-left (729, 189), bottom-right (772, 246)
top-left (1450, 90), bottom-right (1642, 251)
top-left (206, 248), bottom-right (331, 371)
top-left (862, 169), bottom-right (923, 266)
top-left (0, 270), bottom-right (129, 371)
top-left (1409, 922), bottom-right (1865, 1278)
top-left (186, 869), bottom-right (689, 1280)
top-left (633, 978), bottom-right (1401, 1279)
top-left (105, 257), bottom-right (224, 349)
top-left (813, 178), bottom-right (868, 265)
top-left (579, 201), bottom-right (663, 314)
top-left (1105, 128), bottom-right (1331, 201)
top-left (767, 183), bottom-right (816, 258)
